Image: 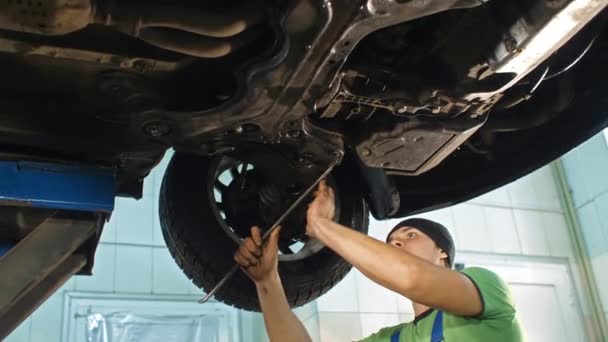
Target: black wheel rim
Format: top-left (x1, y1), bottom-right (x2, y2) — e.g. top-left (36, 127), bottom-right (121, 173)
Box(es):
top-left (206, 155), bottom-right (340, 262)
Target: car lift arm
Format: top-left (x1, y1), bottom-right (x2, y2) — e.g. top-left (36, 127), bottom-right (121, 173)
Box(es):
top-left (0, 213), bottom-right (97, 339)
top-left (0, 160), bottom-right (116, 340)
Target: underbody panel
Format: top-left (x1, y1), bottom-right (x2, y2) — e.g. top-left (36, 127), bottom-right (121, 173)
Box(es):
top-left (0, 0), bottom-right (606, 218)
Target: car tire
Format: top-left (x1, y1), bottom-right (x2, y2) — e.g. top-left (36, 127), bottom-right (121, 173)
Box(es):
top-left (159, 152), bottom-right (369, 311)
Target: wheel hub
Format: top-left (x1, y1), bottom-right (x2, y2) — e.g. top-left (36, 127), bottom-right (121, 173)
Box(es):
top-left (221, 169), bottom-right (263, 238)
top-left (210, 156), bottom-right (336, 261)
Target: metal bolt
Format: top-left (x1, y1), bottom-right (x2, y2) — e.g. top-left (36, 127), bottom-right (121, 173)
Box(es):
top-left (504, 36), bottom-right (519, 53)
top-left (361, 148), bottom-right (371, 157)
top-left (287, 130), bottom-right (301, 138)
top-left (297, 155), bottom-right (313, 168)
top-left (132, 60), bottom-right (149, 73)
top-left (545, 0), bottom-right (567, 8)
top-left (143, 122), bottom-right (170, 137)
top-left (394, 100), bottom-right (409, 114)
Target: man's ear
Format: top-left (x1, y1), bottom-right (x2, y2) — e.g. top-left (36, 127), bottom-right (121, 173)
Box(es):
top-left (438, 249), bottom-right (448, 265)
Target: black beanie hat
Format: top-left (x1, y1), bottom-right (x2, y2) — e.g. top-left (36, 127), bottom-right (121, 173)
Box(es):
top-left (386, 218), bottom-right (455, 268)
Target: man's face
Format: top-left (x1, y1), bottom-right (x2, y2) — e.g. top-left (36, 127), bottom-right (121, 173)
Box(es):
top-left (387, 226), bottom-right (448, 267)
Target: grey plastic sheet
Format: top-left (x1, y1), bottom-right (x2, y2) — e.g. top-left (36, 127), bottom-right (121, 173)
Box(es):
top-left (86, 312), bottom-right (220, 342)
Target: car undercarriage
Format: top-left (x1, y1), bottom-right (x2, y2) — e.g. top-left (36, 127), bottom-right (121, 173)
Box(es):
top-left (1, 0), bottom-right (608, 311)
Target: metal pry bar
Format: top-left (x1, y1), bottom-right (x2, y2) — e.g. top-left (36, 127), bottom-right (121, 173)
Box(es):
top-left (199, 158), bottom-right (340, 304)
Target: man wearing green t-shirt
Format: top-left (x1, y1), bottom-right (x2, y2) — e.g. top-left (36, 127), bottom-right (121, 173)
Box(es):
top-left (234, 180), bottom-right (524, 341)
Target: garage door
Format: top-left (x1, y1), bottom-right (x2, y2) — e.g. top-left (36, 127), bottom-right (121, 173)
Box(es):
top-left (460, 255), bottom-right (587, 342)
top-left (62, 293), bottom-right (240, 342)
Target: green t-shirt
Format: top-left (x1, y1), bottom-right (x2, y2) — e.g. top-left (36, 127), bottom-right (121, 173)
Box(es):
top-left (359, 267), bottom-right (524, 342)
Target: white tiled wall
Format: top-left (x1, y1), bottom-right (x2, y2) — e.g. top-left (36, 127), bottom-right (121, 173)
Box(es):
top-left (318, 313), bottom-right (363, 342)
top-left (562, 133), bottom-right (608, 320)
top-left (354, 270), bottom-right (399, 314)
top-left (114, 245), bottom-right (154, 293)
top-left (577, 202), bottom-right (607, 257)
top-left (483, 206), bottom-right (522, 254)
top-left (359, 313), bottom-right (400, 338)
top-left (74, 244), bottom-right (116, 292)
top-left (316, 270), bottom-right (359, 313)
top-left (543, 212), bottom-right (573, 258)
top-left (152, 248), bottom-right (192, 295)
top-left (28, 293), bottom-right (62, 342)
top-left (114, 197), bottom-right (155, 245)
top-left (562, 134), bottom-right (608, 208)
top-left (591, 254), bottom-right (608, 311)
top-left (452, 204), bottom-right (493, 253)
top-left (513, 209), bottom-right (551, 256)
top-left (303, 315), bottom-right (321, 342)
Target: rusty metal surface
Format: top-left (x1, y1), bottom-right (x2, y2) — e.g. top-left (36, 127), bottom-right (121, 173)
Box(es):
top-left (0, 0), bottom-right (265, 58)
top-left (0, 0), bottom-right (93, 35)
top-left (0, 255), bottom-right (85, 340)
top-left (0, 0), bottom-right (607, 215)
top-left (0, 213), bottom-right (96, 339)
top-left (0, 37), bottom-right (182, 72)
top-left (464, 0), bottom-right (608, 102)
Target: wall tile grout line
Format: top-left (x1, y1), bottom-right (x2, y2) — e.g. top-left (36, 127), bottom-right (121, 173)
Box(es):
top-left (467, 202), bottom-right (563, 214)
top-left (508, 207), bottom-right (524, 255)
top-left (112, 242), bottom-right (118, 293)
top-left (27, 317), bottom-right (32, 342)
top-left (150, 203), bottom-right (156, 295)
top-left (100, 241), bottom-right (167, 249)
top-left (573, 188), bottom-right (608, 210)
top-left (540, 208), bottom-right (559, 259)
top-left (479, 206), bottom-right (493, 254)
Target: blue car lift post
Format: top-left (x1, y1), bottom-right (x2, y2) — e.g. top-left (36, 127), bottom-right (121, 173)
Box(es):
top-left (0, 161), bottom-right (115, 340)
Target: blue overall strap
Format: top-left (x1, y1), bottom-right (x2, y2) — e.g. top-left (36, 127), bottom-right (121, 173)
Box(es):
top-left (390, 329), bottom-right (401, 342)
top-left (431, 311), bottom-right (444, 342)
top-left (389, 310), bottom-right (443, 342)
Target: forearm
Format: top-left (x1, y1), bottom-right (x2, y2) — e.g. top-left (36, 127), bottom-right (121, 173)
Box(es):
top-left (313, 218), bottom-right (427, 295)
top-left (256, 273), bottom-right (312, 342)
